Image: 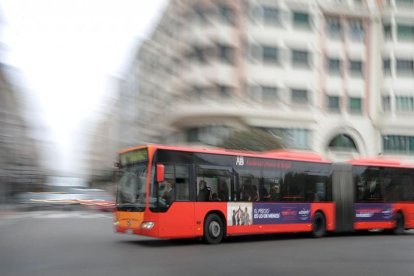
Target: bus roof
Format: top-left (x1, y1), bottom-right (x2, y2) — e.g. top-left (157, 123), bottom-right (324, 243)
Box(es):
top-left (349, 158), bottom-right (414, 168)
top-left (120, 144), bottom-right (331, 164)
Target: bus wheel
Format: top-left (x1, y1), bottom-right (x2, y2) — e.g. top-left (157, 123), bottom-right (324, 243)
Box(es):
top-left (203, 213), bottom-right (224, 244)
top-left (312, 212), bottom-right (326, 238)
top-left (393, 212), bottom-right (405, 235)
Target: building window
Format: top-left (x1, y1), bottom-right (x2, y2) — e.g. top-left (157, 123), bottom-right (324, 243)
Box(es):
top-left (218, 85), bottom-right (232, 99)
top-left (382, 96), bottom-right (391, 112)
top-left (291, 89), bottom-right (309, 104)
top-left (291, 49), bottom-right (311, 68)
top-left (218, 4), bottom-right (235, 25)
top-left (326, 17), bottom-right (341, 39)
top-left (261, 86), bottom-right (278, 102)
top-left (262, 46), bottom-right (279, 64)
top-left (328, 134), bottom-right (358, 152)
top-left (395, 96), bottom-right (414, 111)
top-left (262, 6), bottom-right (280, 25)
top-left (349, 97), bottom-right (362, 113)
top-left (396, 59), bottom-right (414, 75)
top-left (185, 125), bottom-right (232, 145)
top-left (186, 127), bottom-right (200, 143)
top-left (193, 5), bottom-right (209, 23)
top-left (397, 24), bottom-right (414, 41)
top-left (395, 0), bottom-right (414, 7)
top-left (217, 44), bottom-right (234, 64)
top-left (189, 86), bottom-right (204, 101)
top-left (265, 128), bottom-right (311, 149)
top-left (327, 96), bottom-right (340, 112)
top-left (247, 84), bottom-right (260, 101)
top-left (192, 46), bottom-right (209, 64)
top-left (383, 24), bottom-right (392, 40)
top-left (349, 19), bottom-right (365, 41)
top-left (349, 60), bottom-right (364, 77)
top-left (328, 58), bottom-right (341, 75)
top-left (383, 59), bottom-right (392, 75)
top-left (383, 135), bottom-right (414, 154)
top-left (293, 11), bottom-right (310, 29)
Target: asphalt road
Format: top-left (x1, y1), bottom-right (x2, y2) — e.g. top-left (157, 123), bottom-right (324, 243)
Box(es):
top-left (1, 211), bottom-right (414, 276)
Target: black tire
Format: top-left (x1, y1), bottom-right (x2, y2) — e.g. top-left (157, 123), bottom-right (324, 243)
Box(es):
top-left (203, 213), bottom-right (224, 244)
top-left (312, 212), bottom-right (326, 238)
top-left (393, 212), bottom-right (405, 235)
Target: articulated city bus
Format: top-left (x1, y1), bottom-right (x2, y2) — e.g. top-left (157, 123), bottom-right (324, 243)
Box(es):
top-left (114, 144), bottom-right (414, 244)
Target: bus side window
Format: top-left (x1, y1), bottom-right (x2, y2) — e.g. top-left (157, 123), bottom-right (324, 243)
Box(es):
top-left (196, 167), bottom-right (231, 202)
top-left (283, 172), bottom-right (305, 202)
top-left (304, 175), bottom-right (327, 202)
top-left (401, 175), bottom-right (414, 201)
top-left (234, 166), bottom-right (260, 202)
top-left (174, 165), bottom-right (190, 201)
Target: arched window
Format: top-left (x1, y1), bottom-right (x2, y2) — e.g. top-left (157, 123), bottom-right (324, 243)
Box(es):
top-left (328, 134), bottom-right (358, 151)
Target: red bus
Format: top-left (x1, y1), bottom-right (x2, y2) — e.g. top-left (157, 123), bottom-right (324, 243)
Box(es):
top-left (114, 144), bottom-right (414, 243)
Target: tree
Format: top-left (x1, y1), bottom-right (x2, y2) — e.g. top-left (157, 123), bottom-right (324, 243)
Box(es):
top-left (219, 128), bottom-right (283, 151)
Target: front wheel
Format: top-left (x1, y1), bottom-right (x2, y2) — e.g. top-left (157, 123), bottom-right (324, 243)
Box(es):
top-left (203, 213), bottom-right (224, 244)
top-left (393, 212), bottom-right (405, 235)
top-left (312, 212), bottom-right (326, 238)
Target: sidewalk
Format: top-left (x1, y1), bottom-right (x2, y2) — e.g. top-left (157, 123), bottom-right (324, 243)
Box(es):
top-left (0, 203), bottom-right (89, 218)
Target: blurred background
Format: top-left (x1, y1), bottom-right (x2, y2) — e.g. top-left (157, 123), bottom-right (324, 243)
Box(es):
top-left (0, 0), bottom-right (414, 212)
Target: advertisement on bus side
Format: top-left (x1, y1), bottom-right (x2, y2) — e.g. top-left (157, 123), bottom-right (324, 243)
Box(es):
top-left (354, 203), bottom-right (393, 222)
top-left (227, 203), bottom-right (311, 226)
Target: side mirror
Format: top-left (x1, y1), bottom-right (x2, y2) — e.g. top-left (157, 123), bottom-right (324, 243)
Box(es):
top-left (156, 164), bottom-right (165, 183)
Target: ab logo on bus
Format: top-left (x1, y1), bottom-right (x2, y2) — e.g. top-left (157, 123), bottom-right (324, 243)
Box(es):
top-left (236, 156), bottom-right (245, 166)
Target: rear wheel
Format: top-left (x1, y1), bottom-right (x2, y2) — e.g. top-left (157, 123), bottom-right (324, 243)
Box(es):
top-left (203, 213), bottom-right (224, 244)
top-left (393, 212), bottom-right (405, 235)
top-left (312, 212), bottom-right (326, 238)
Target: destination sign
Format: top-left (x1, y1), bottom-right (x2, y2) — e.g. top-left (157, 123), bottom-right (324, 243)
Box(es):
top-left (120, 149), bottom-right (148, 166)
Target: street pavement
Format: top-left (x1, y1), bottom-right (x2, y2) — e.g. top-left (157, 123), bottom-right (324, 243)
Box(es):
top-left (1, 211), bottom-right (414, 276)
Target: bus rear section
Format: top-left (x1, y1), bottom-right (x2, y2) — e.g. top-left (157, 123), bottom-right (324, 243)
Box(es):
top-left (341, 160), bottom-right (414, 233)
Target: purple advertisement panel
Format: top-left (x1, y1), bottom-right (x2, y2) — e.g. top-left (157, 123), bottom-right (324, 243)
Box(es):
top-left (354, 203), bottom-right (393, 222)
top-left (252, 203), bottom-right (311, 225)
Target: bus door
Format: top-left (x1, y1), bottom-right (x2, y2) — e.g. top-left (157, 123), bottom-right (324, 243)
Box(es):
top-left (332, 163), bottom-right (354, 232)
top-left (195, 165), bottom-right (233, 221)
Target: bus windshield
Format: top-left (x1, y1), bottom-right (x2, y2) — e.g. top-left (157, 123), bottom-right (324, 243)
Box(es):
top-left (116, 164), bottom-right (147, 211)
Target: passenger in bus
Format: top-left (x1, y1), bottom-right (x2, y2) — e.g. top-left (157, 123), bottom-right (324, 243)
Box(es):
top-left (241, 183), bottom-right (251, 201)
top-left (162, 179), bottom-right (175, 205)
top-left (211, 193), bottom-right (220, 201)
top-left (260, 186), bottom-right (270, 201)
top-left (218, 181), bottom-right (229, 201)
top-left (250, 186), bottom-right (259, 201)
top-left (270, 185), bottom-right (281, 201)
top-left (197, 180), bottom-right (211, 201)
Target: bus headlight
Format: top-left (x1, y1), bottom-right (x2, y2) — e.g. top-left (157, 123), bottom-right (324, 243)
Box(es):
top-left (141, 222), bottom-right (155, 229)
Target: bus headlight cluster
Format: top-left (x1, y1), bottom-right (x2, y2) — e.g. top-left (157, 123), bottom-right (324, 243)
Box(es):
top-left (141, 222), bottom-right (155, 229)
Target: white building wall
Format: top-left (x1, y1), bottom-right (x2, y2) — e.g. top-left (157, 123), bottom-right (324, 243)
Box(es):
top-left (118, 0), bottom-right (414, 162)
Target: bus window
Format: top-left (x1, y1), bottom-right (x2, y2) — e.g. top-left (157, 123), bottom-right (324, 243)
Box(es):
top-left (355, 167), bottom-right (383, 202)
top-left (151, 164), bottom-right (190, 210)
top-left (380, 168), bottom-right (414, 202)
top-left (400, 174), bottom-right (414, 201)
top-left (197, 167), bottom-right (231, 202)
top-left (304, 175), bottom-right (328, 202)
top-left (283, 172), bottom-right (305, 202)
top-left (235, 167), bottom-right (260, 202)
top-left (262, 167), bottom-right (283, 202)
top-left (174, 165), bottom-right (190, 201)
